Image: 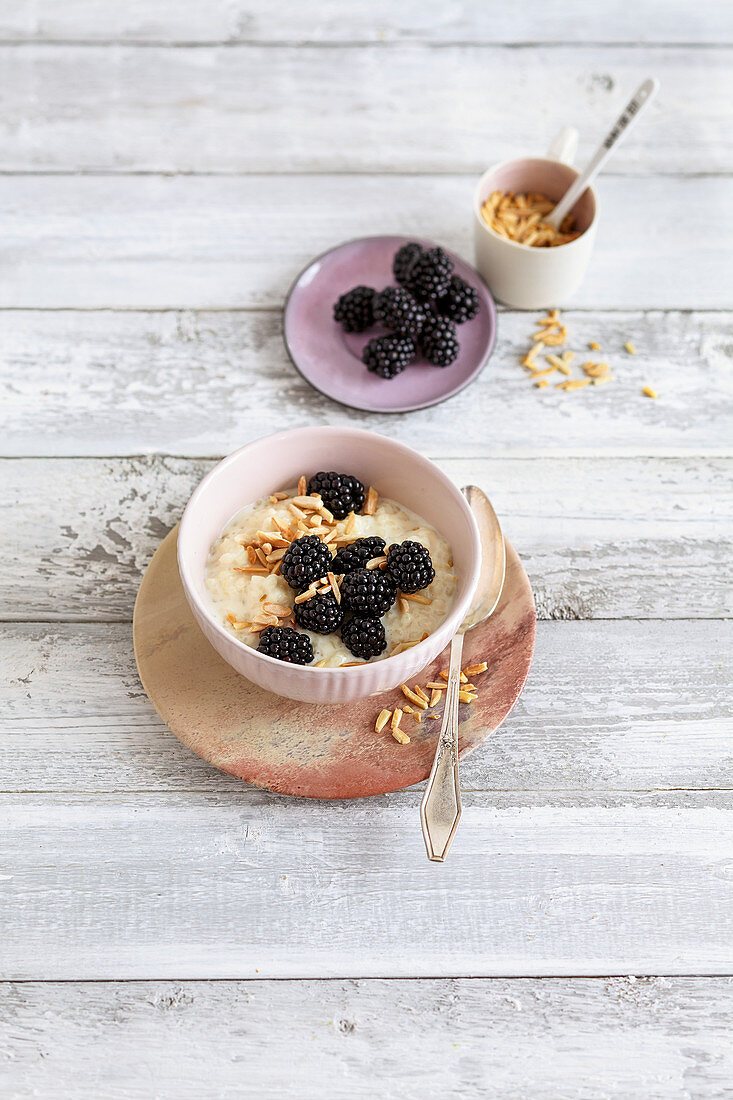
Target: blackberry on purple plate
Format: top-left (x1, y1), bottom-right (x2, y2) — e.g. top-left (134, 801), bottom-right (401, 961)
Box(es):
top-left (436, 274), bottom-right (480, 324)
top-left (386, 541), bottom-right (435, 593)
top-left (373, 286), bottom-right (427, 338)
top-left (307, 472), bottom-right (365, 520)
top-left (392, 242), bottom-right (423, 286)
top-left (257, 626), bottom-right (313, 665)
top-left (362, 334), bottom-right (417, 380)
top-left (333, 286), bottom-right (377, 333)
top-left (340, 616), bottom-right (387, 660)
top-left (419, 315), bottom-right (460, 367)
top-left (406, 246), bottom-right (454, 302)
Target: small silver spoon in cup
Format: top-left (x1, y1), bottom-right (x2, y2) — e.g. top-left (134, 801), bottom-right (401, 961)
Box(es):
top-left (420, 486), bottom-right (506, 862)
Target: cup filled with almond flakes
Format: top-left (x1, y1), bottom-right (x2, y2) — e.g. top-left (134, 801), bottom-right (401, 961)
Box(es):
top-left (473, 128), bottom-right (598, 309)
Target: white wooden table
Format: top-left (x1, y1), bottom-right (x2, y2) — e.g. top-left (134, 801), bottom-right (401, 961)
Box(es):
top-left (1, 3), bottom-right (732, 1096)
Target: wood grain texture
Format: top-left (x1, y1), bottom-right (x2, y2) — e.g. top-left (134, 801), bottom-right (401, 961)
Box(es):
top-left (2, 455), bottom-right (731, 621)
top-left (1, 790), bottom-right (731, 979)
top-left (2, 310), bottom-right (731, 457)
top-left (1, 978), bottom-right (732, 1099)
top-left (1, 620), bottom-right (730, 795)
top-left (2, 1), bottom-right (730, 45)
top-left (1, 177), bottom-right (729, 309)
top-left (0, 45), bottom-right (729, 174)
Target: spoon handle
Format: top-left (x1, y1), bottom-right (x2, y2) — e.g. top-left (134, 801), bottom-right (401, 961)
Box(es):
top-left (547, 77), bottom-right (660, 229)
top-left (420, 631), bottom-right (464, 862)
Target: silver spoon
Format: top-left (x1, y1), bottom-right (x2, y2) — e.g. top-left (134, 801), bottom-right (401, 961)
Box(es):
top-left (420, 486), bottom-right (506, 862)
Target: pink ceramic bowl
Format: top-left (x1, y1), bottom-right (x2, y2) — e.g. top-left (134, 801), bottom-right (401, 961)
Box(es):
top-left (178, 427), bottom-right (481, 704)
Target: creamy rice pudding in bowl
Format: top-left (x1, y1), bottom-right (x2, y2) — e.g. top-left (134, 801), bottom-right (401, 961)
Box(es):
top-left (178, 427), bottom-right (480, 703)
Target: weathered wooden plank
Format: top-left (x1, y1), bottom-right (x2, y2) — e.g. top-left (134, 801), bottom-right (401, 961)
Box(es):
top-left (1, 621), bottom-right (730, 793)
top-left (2, 455), bottom-right (731, 621)
top-left (2, 311), bottom-right (731, 458)
top-left (2, 1), bottom-right (729, 45)
top-left (1, 978), bottom-right (731, 1099)
top-left (0, 45), bottom-right (729, 174)
top-left (0, 177), bottom-right (729, 310)
top-left (1, 790), bottom-right (731, 978)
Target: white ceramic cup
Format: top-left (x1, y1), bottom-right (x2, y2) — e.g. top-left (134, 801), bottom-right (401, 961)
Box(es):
top-left (473, 128), bottom-right (598, 310)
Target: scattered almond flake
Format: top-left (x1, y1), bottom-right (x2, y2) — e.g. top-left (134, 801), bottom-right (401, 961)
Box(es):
top-left (340, 661), bottom-right (364, 667)
top-left (266, 548), bottom-right (287, 563)
top-left (392, 726), bottom-right (410, 745)
top-left (429, 688), bottom-right (443, 707)
top-left (440, 669), bottom-right (468, 683)
top-left (560, 350), bottom-right (575, 364)
top-left (345, 512), bottom-right (356, 534)
top-left (458, 691), bottom-right (478, 704)
top-left (402, 703), bottom-right (415, 715)
top-left (464, 662), bottom-right (488, 676)
top-left (255, 548), bottom-right (269, 567)
top-left (425, 681), bottom-right (446, 691)
top-left (414, 685), bottom-right (429, 703)
top-left (297, 475), bottom-right (307, 496)
top-left (401, 684), bottom-right (428, 710)
top-left (294, 588), bottom-right (317, 604)
top-left (246, 546), bottom-right (257, 565)
top-left (327, 572), bottom-right (341, 603)
top-left (535, 379), bottom-right (549, 389)
top-left (226, 612), bottom-right (252, 632)
top-left (289, 503), bottom-right (307, 520)
top-left (271, 560), bottom-right (282, 576)
top-left (317, 584), bottom-right (331, 595)
top-left (557, 378), bottom-right (591, 391)
top-left (391, 640), bottom-right (421, 655)
top-left (521, 355), bottom-right (538, 370)
top-left (313, 658), bottom-right (330, 668)
top-left (625, 342), bottom-right (637, 354)
top-left (391, 707), bottom-right (404, 734)
top-left (375, 709), bottom-right (391, 734)
top-left (546, 354), bottom-right (566, 370)
top-left (428, 713), bottom-right (441, 720)
top-left (542, 329), bottom-right (567, 346)
top-left (306, 514), bottom-right (321, 528)
top-left (642, 385), bottom-right (658, 398)
top-left (364, 486), bottom-right (379, 516)
top-left (401, 592), bottom-right (431, 605)
top-left (556, 363), bottom-right (572, 376)
top-left (529, 366), bottom-right (556, 380)
top-left (257, 530), bottom-right (279, 544)
top-left (323, 530), bottom-right (338, 544)
top-left (253, 612), bottom-right (279, 628)
top-left (273, 517), bottom-right (295, 540)
top-left (412, 710), bottom-right (422, 724)
top-left (366, 556), bottom-right (387, 570)
top-left (589, 341), bottom-right (601, 351)
top-left (262, 603), bottom-right (292, 618)
top-left (318, 504), bottom-right (335, 524)
top-left (291, 496), bottom-right (321, 510)
top-left (234, 565), bottom-right (269, 575)
top-left (398, 597), bottom-right (409, 614)
top-left (529, 340), bottom-right (545, 357)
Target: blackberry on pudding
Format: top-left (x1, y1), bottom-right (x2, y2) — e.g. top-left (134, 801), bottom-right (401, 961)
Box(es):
top-left (341, 617), bottom-right (387, 660)
top-left (341, 568), bottom-right (396, 617)
top-left (332, 536), bottom-right (386, 576)
top-left (280, 535), bottom-right (333, 590)
top-left (387, 541), bottom-right (436, 593)
top-left (293, 592), bottom-right (343, 635)
top-left (257, 626), bottom-right (314, 665)
top-left (307, 472), bottom-right (365, 520)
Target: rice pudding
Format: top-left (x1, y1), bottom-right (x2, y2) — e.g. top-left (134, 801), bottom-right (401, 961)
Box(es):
top-left (205, 479), bottom-right (456, 667)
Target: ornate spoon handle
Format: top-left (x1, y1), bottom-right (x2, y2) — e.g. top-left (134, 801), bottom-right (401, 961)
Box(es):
top-left (420, 631), bottom-right (464, 861)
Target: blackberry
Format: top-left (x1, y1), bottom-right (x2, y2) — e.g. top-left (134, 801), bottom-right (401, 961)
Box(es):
top-left (280, 535), bottom-right (333, 591)
top-left (406, 246), bottom-right (454, 302)
top-left (373, 286), bottom-right (427, 337)
top-left (419, 315), bottom-right (460, 367)
top-left (307, 471), bottom-right (365, 520)
top-left (340, 616), bottom-right (387, 660)
top-left (293, 592), bottom-right (343, 635)
top-left (393, 242), bottom-right (423, 286)
top-left (333, 286), bottom-right (376, 333)
top-left (332, 536), bottom-right (386, 576)
top-left (341, 568), bottom-right (396, 618)
top-left (436, 274), bottom-right (480, 324)
top-left (386, 541), bottom-right (435, 593)
top-left (363, 334), bottom-right (417, 380)
top-left (257, 626), bottom-right (313, 665)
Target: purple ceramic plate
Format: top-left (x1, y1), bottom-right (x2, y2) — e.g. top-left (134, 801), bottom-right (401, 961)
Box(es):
top-left (283, 236), bottom-right (497, 413)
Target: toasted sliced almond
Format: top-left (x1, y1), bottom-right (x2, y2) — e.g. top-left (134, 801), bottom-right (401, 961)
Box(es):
top-left (458, 691), bottom-right (478, 704)
top-left (265, 548), bottom-right (287, 563)
top-left (429, 688), bottom-right (442, 707)
top-left (414, 685), bottom-right (429, 703)
top-left (272, 517), bottom-right (295, 540)
top-left (560, 350), bottom-right (575, 363)
top-left (294, 588), bottom-right (317, 604)
top-left (398, 597), bottom-right (409, 614)
top-left (375, 709), bottom-right (391, 734)
top-left (313, 658), bottom-right (330, 668)
top-left (440, 670), bottom-right (468, 683)
top-left (297, 475), bottom-right (307, 496)
top-left (270, 491), bottom-right (289, 504)
top-left (401, 684), bottom-right (428, 710)
top-left (366, 555), bottom-right (387, 570)
top-left (391, 727), bottom-right (410, 745)
top-left (401, 591), bottom-right (431, 605)
top-left (391, 640), bottom-right (420, 655)
top-left (262, 603), bottom-right (292, 618)
top-left (364, 486), bottom-right (379, 515)
top-left (589, 341), bottom-right (601, 351)
top-left (535, 379), bottom-right (549, 389)
top-left (234, 565), bottom-right (269, 575)
top-left (425, 682), bottom-right (446, 691)
top-left (463, 662), bottom-right (488, 676)
top-left (254, 547), bottom-right (269, 567)
top-left (625, 341), bottom-right (637, 354)
top-left (318, 505), bottom-right (335, 524)
top-left (642, 385), bottom-right (658, 398)
top-left (291, 495), bottom-right (321, 510)
top-left (344, 512), bottom-right (356, 534)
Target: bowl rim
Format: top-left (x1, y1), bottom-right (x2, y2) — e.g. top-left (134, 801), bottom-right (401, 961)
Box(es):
top-left (177, 426), bottom-right (481, 675)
